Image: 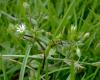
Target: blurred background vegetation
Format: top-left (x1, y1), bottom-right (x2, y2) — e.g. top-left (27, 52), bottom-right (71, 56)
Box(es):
top-left (0, 0), bottom-right (100, 80)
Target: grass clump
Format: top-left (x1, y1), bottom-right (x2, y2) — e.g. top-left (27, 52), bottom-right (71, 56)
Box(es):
top-left (0, 0), bottom-right (100, 80)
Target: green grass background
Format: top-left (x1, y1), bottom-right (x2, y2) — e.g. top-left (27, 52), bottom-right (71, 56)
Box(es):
top-left (0, 0), bottom-right (100, 80)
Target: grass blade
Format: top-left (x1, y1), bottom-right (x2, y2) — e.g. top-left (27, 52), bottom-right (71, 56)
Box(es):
top-left (19, 44), bottom-right (32, 80)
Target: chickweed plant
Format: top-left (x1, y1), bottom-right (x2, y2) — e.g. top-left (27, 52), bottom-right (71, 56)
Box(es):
top-left (0, 0), bottom-right (100, 80)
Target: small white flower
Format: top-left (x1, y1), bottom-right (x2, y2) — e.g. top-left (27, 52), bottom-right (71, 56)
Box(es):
top-left (17, 23), bottom-right (26, 33)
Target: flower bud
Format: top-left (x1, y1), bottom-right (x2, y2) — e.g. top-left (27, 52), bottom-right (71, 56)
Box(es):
top-left (76, 47), bottom-right (81, 58)
top-left (71, 24), bottom-right (77, 31)
top-left (83, 32), bottom-right (90, 38)
top-left (23, 2), bottom-right (30, 9)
